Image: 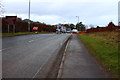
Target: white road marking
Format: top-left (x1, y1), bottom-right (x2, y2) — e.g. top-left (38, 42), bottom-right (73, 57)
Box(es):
top-left (0, 39), bottom-right (36, 52)
top-left (28, 40), bottom-right (34, 43)
top-left (57, 39), bottom-right (70, 78)
top-left (32, 60), bottom-right (47, 78)
top-left (0, 48), bottom-right (11, 52)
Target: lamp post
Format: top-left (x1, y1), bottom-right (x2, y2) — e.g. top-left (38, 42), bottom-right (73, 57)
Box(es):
top-left (75, 16), bottom-right (79, 29)
top-left (28, 0), bottom-right (31, 32)
top-left (76, 16), bottom-right (79, 23)
top-left (63, 21), bottom-right (66, 25)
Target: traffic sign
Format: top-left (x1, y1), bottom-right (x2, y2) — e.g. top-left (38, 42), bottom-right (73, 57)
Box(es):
top-left (28, 21), bottom-right (30, 24)
top-left (33, 27), bottom-right (38, 30)
top-left (6, 16), bottom-right (17, 24)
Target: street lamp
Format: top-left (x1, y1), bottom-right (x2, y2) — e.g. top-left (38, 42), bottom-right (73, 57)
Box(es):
top-left (28, 0), bottom-right (31, 32)
top-left (75, 16), bottom-right (79, 29)
top-left (76, 16), bottom-right (79, 23)
top-left (63, 21), bottom-right (66, 25)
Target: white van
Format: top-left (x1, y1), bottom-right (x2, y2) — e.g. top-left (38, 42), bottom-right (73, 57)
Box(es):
top-left (72, 29), bottom-right (78, 33)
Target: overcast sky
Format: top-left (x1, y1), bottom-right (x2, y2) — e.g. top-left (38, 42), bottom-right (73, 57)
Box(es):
top-left (2, 0), bottom-right (119, 26)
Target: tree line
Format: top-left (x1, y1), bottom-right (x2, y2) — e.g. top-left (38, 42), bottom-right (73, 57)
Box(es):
top-left (86, 22), bottom-right (119, 33)
top-left (2, 17), bottom-right (56, 33)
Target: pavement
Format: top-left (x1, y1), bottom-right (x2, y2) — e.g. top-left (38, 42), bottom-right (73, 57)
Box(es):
top-left (2, 33), bottom-right (71, 78)
top-left (61, 34), bottom-right (111, 78)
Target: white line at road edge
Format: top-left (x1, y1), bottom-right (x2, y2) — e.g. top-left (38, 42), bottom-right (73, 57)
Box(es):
top-left (57, 39), bottom-right (70, 78)
top-left (33, 35), bottom-right (71, 78)
top-left (32, 58), bottom-right (48, 78)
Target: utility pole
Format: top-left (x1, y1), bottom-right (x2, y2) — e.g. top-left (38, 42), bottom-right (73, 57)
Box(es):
top-left (13, 24), bottom-right (15, 33)
top-left (8, 24), bottom-right (9, 33)
top-left (76, 16), bottom-right (79, 23)
top-left (75, 16), bottom-right (79, 29)
top-left (28, 0), bottom-right (31, 32)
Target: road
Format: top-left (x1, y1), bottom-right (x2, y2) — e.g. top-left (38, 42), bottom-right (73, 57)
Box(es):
top-left (2, 33), bottom-right (71, 78)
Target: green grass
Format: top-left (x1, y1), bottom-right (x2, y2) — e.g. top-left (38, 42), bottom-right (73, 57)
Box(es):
top-left (0, 32), bottom-right (55, 37)
top-left (78, 33), bottom-right (119, 77)
top-left (0, 32), bottom-right (35, 36)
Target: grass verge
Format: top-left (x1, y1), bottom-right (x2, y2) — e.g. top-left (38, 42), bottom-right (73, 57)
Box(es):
top-left (78, 33), bottom-right (119, 78)
top-left (0, 32), bottom-right (55, 37)
top-left (0, 32), bottom-right (35, 36)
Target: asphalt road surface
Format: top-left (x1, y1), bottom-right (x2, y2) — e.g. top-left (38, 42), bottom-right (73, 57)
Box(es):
top-left (2, 33), bottom-right (71, 78)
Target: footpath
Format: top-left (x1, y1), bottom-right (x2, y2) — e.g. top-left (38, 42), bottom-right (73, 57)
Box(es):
top-left (60, 34), bottom-right (111, 78)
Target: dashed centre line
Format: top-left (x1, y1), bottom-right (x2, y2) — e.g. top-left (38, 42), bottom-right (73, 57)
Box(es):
top-left (1, 39), bottom-right (37, 52)
top-left (28, 40), bottom-right (34, 43)
top-left (0, 48), bottom-right (10, 52)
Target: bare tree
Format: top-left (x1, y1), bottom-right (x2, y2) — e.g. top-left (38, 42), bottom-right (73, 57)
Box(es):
top-left (0, 0), bottom-right (4, 17)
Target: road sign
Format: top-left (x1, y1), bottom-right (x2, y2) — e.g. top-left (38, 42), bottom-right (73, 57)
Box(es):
top-left (33, 27), bottom-right (38, 30)
top-left (28, 21), bottom-right (30, 24)
top-left (6, 16), bottom-right (17, 24)
top-left (6, 16), bottom-right (17, 33)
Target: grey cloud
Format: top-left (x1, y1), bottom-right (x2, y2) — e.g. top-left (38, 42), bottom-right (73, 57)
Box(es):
top-left (4, 1), bottom-right (118, 25)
